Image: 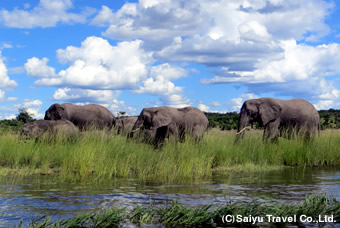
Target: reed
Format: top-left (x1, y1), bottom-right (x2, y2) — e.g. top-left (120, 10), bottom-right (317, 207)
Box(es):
top-left (0, 129), bottom-right (339, 181)
top-left (21, 194), bottom-right (340, 227)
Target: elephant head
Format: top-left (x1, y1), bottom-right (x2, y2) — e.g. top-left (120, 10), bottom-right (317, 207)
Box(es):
top-left (44, 104), bottom-right (66, 120)
top-left (130, 108), bottom-right (171, 142)
top-left (235, 98), bottom-right (281, 142)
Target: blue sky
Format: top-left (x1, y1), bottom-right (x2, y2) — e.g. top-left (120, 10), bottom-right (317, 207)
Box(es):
top-left (0, 0), bottom-right (340, 119)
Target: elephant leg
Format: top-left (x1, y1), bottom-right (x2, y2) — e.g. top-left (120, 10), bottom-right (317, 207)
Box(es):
top-left (178, 127), bottom-right (186, 143)
top-left (154, 126), bottom-right (168, 148)
top-left (192, 125), bottom-right (204, 142)
top-left (263, 119), bottom-right (280, 143)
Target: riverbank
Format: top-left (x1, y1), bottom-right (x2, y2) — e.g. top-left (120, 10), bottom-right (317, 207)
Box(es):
top-left (19, 194), bottom-right (340, 227)
top-left (0, 129), bottom-right (339, 181)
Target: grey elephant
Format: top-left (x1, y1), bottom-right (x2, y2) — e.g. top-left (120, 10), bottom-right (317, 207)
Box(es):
top-left (130, 106), bottom-right (209, 147)
top-left (20, 120), bottom-right (79, 140)
top-left (115, 116), bottom-right (138, 135)
top-left (44, 103), bottom-right (116, 130)
top-left (235, 98), bottom-right (320, 143)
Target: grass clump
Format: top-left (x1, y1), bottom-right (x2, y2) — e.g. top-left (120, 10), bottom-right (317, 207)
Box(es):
top-left (19, 194), bottom-right (340, 227)
top-left (0, 129), bottom-right (339, 181)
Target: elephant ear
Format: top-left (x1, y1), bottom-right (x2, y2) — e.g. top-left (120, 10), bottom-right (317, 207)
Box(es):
top-left (259, 100), bottom-right (281, 126)
top-left (54, 104), bottom-right (65, 119)
top-left (152, 111), bottom-right (171, 129)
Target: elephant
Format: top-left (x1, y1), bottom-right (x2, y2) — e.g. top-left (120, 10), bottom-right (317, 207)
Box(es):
top-left (235, 98), bottom-right (320, 143)
top-left (44, 103), bottom-right (116, 131)
top-left (130, 106), bottom-right (209, 147)
top-left (115, 116), bottom-right (138, 135)
top-left (20, 120), bottom-right (79, 140)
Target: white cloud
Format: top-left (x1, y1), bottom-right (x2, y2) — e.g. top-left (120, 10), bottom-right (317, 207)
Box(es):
top-left (229, 93), bottom-right (259, 111)
top-left (35, 37), bottom-right (151, 90)
top-left (0, 0), bottom-right (94, 28)
top-left (203, 41), bottom-right (340, 84)
top-left (89, 0), bottom-right (339, 110)
top-left (134, 63), bottom-right (189, 107)
top-left (5, 114), bottom-right (16, 120)
top-left (313, 100), bottom-right (337, 110)
top-left (7, 97), bottom-right (18, 101)
top-left (29, 36), bottom-right (190, 108)
top-left (25, 57), bottom-right (56, 78)
top-left (0, 89), bottom-right (5, 101)
top-left (108, 99), bottom-right (137, 116)
top-left (198, 103), bottom-right (210, 112)
top-left (314, 88), bottom-right (340, 110)
top-left (10, 99), bottom-right (44, 119)
top-left (93, 0), bottom-right (332, 54)
top-left (0, 52), bottom-right (17, 90)
top-left (52, 87), bottom-right (120, 103)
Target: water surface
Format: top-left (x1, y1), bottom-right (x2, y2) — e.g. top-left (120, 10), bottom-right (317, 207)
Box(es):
top-left (0, 167), bottom-right (339, 227)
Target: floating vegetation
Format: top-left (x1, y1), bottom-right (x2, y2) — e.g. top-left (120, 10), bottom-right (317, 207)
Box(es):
top-left (17, 194), bottom-right (340, 227)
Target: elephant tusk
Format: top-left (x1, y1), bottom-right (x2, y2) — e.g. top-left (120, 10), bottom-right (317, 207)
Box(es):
top-left (131, 127), bottom-right (140, 133)
top-left (236, 127), bottom-right (249, 135)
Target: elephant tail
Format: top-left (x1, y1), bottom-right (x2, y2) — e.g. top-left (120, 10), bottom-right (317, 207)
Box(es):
top-left (318, 122), bottom-right (321, 137)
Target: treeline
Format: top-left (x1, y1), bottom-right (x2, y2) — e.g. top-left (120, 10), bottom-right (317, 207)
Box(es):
top-left (0, 109), bottom-right (35, 132)
top-left (1, 109), bottom-right (340, 132)
top-left (205, 109), bottom-right (340, 130)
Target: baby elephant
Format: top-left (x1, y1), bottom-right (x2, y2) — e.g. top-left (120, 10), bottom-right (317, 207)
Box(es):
top-left (20, 120), bottom-right (79, 140)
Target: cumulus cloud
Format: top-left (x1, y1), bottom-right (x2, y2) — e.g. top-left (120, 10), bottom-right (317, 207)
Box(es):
top-left (35, 37), bottom-right (151, 90)
top-left (93, 0), bottom-right (332, 54)
top-left (14, 99), bottom-right (44, 119)
top-left (0, 53), bottom-right (17, 88)
top-left (134, 63), bottom-right (190, 107)
top-left (7, 97), bottom-right (18, 101)
top-left (198, 103), bottom-right (209, 112)
top-left (27, 36), bottom-right (189, 107)
top-left (203, 41), bottom-right (340, 83)
top-left (0, 0), bottom-right (94, 28)
top-left (0, 89), bottom-right (5, 101)
top-left (107, 99), bottom-right (137, 116)
top-left (88, 0), bottom-right (339, 109)
top-left (25, 57), bottom-right (57, 77)
top-left (52, 87), bottom-right (120, 103)
top-left (228, 93), bottom-right (259, 111)
top-left (201, 40), bottom-right (340, 108)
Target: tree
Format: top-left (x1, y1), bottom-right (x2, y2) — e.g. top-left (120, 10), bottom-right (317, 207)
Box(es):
top-left (16, 108), bottom-right (35, 123)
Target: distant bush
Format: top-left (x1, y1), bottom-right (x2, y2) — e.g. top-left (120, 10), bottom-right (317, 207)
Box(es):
top-left (0, 108), bottom-right (36, 132)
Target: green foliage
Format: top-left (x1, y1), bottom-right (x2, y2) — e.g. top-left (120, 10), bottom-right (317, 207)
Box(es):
top-left (319, 109), bottom-right (340, 129)
top-left (23, 208), bottom-right (125, 228)
top-left (205, 112), bottom-right (240, 130)
top-left (0, 119), bottom-right (24, 132)
top-left (23, 194), bottom-right (340, 227)
top-left (16, 108), bottom-right (35, 123)
top-left (0, 108), bottom-right (36, 132)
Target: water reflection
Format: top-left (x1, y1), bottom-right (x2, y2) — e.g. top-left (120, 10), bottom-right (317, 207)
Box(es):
top-left (0, 167), bottom-right (339, 227)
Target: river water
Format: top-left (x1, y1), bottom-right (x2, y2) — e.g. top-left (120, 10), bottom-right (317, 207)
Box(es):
top-left (0, 167), bottom-right (339, 227)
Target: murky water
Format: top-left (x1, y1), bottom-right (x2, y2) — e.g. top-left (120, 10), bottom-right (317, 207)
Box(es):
top-left (0, 167), bottom-right (339, 227)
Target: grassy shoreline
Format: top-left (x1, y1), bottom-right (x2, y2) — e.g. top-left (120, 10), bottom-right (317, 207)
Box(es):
top-left (19, 194), bottom-right (340, 227)
top-left (0, 129), bottom-right (339, 181)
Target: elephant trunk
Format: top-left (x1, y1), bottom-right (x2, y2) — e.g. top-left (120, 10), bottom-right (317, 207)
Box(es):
top-left (235, 110), bottom-right (249, 143)
top-left (129, 119), bottom-right (143, 138)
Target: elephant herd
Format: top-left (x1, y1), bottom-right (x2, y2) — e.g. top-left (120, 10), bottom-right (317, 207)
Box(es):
top-left (20, 98), bottom-right (321, 146)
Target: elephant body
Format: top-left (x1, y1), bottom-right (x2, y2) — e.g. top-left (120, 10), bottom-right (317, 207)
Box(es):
top-left (131, 106), bottom-right (209, 146)
top-left (236, 98), bottom-right (320, 142)
top-left (20, 120), bottom-right (79, 140)
top-left (44, 103), bottom-right (115, 130)
top-left (115, 116), bottom-right (138, 135)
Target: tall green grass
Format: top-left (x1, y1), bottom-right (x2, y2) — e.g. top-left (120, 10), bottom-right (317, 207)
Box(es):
top-left (0, 129), bottom-right (339, 181)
